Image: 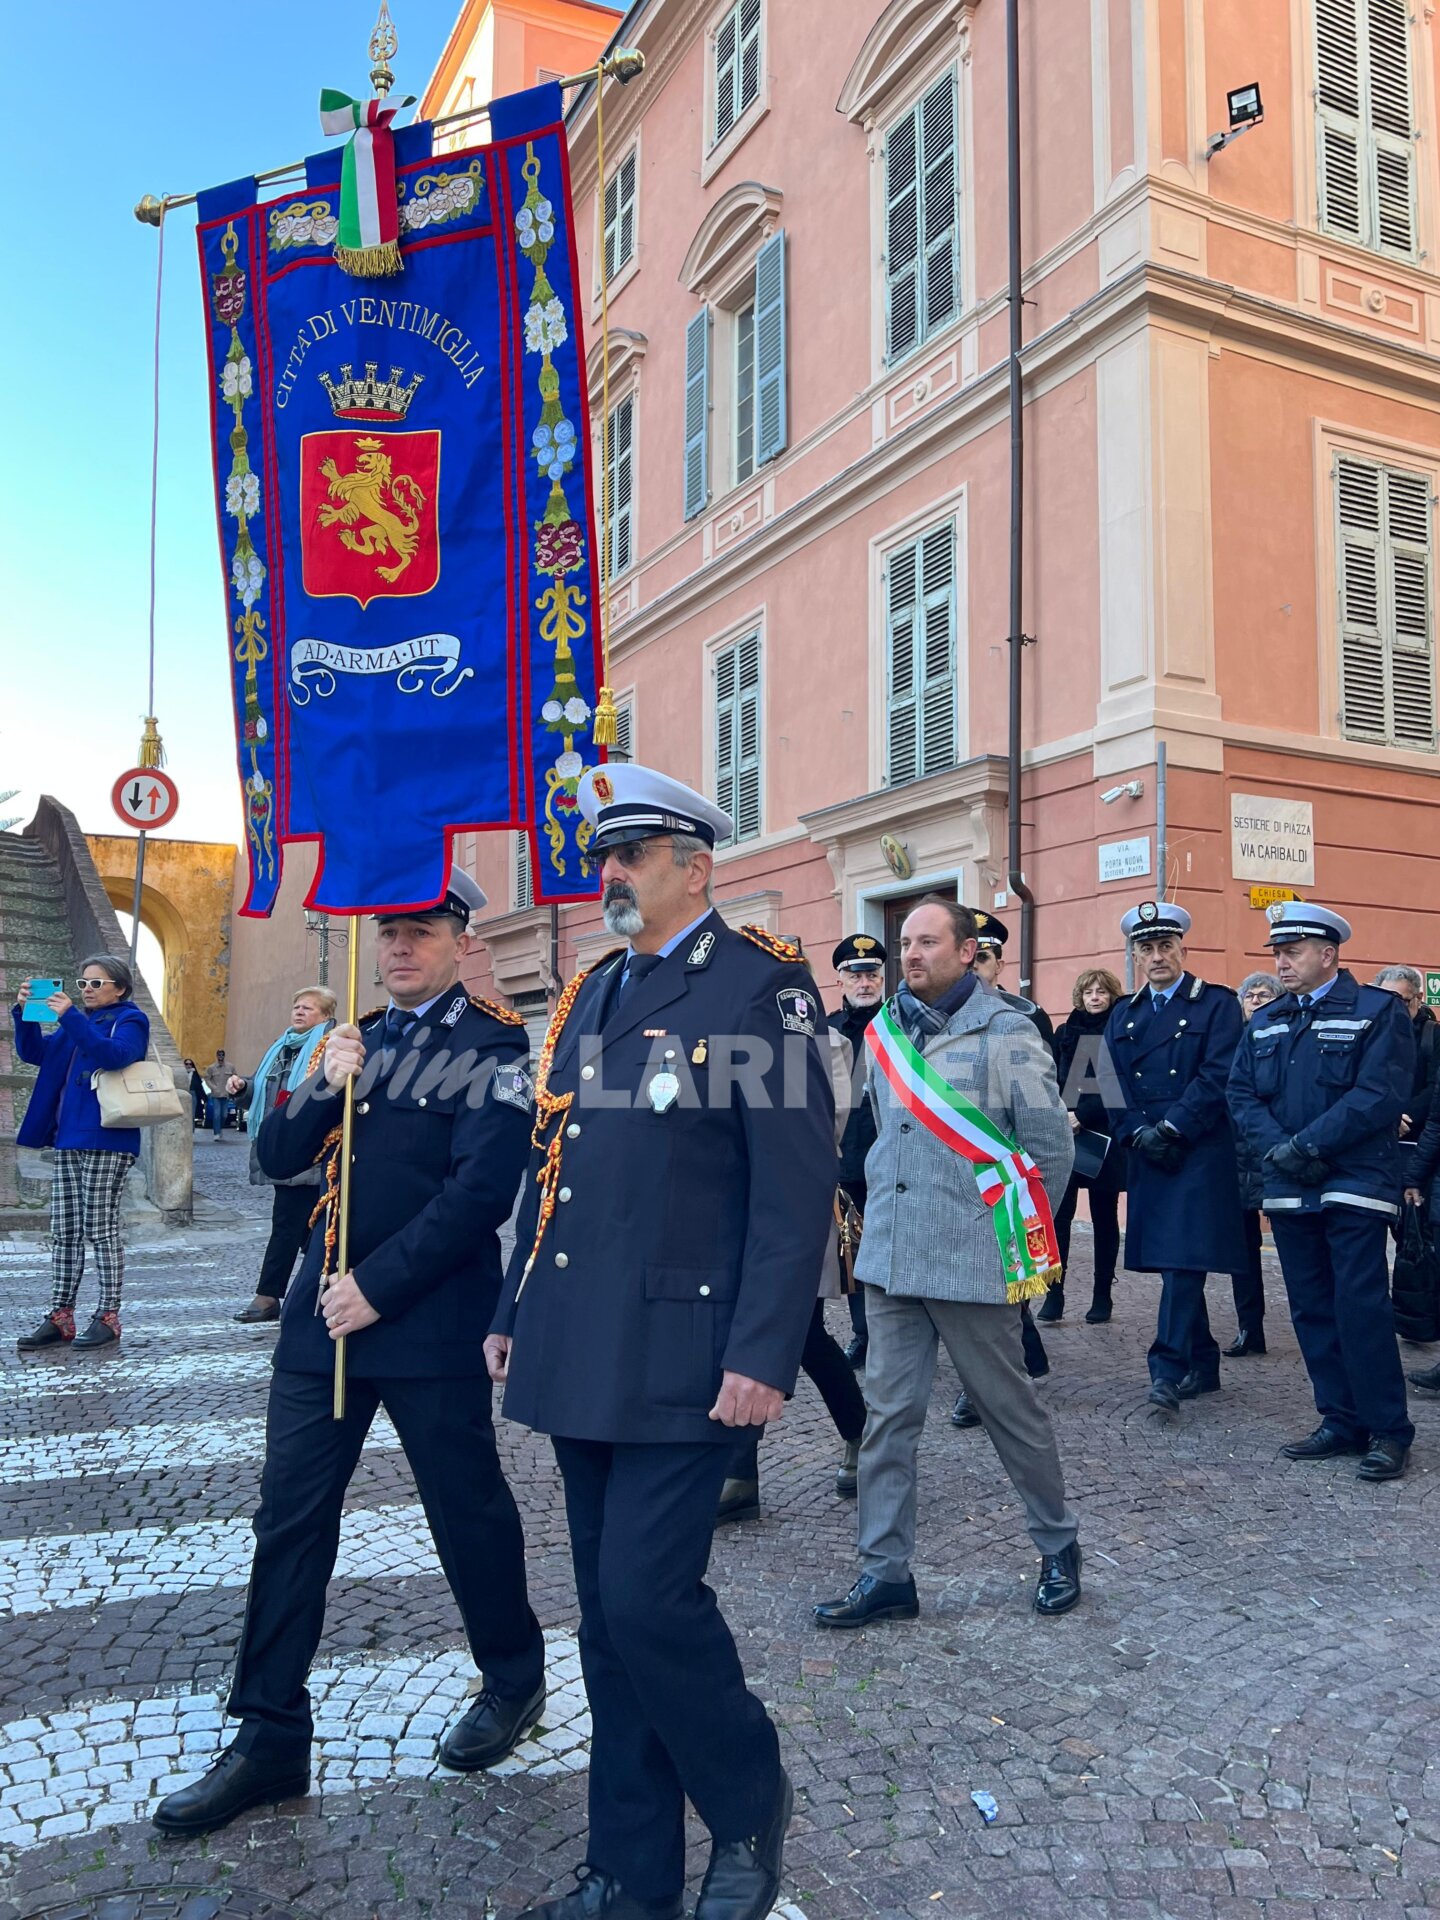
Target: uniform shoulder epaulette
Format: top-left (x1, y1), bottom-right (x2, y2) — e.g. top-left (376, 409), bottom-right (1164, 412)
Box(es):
top-left (357, 1005), bottom-right (387, 1025)
top-left (740, 924), bottom-right (803, 963)
top-left (468, 994), bottom-right (525, 1026)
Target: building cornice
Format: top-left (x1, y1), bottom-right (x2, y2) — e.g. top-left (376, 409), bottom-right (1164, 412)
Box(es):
top-left (836, 0), bottom-right (979, 128)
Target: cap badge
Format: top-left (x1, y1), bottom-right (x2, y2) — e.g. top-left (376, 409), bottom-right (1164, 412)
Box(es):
top-left (853, 935), bottom-right (876, 953)
top-left (591, 771), bottom-right (614, 806)
top-left (1266, 901), bottom-right (1288, 924)
top-left (974, 912), bottom-right (989, 931)
top-left (1138, 901), bottom-right (1159, 924)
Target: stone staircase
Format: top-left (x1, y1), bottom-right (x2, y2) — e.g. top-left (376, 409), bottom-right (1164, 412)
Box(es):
top-left (0, 833), bottom-right (71, 1227)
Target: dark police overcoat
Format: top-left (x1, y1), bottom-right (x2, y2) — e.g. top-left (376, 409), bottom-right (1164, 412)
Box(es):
top-left (1103, 973), bottom-right (1248, 1273)
top-left (490, 911), bottom-right (837, 1445)
top-left (258, 989), bottom-right (533, 1378)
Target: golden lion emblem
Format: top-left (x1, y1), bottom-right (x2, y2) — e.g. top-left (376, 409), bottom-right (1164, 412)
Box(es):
top-left (316, 436), bottom-right (427, 584)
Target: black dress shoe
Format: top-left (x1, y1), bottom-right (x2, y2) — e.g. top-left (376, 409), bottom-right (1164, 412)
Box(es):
top-left (234, 1296), bottom-right (280, 1323)
top-left (1356, 1437), bottom-right (1409, 1481)
top-left (813, 1571), bottom-right (919, 1629)
top-left (437, 1679), bottom-right (545, 1771)
top-left (1176, 1371), bottom-right (1221, 1399)
top-left (1034, 1541), bottom-right (1082, 1616)
top-left (834, 1439), bottom-right (860, 1497)
top-left (72, 1312), bottom-right (121, 1349)
top-left (1223, 1329), bottom-right (1267, 1357)
top-left (152, 1746), bottom-right (308, 1835)
top-left (950, 1391), bottom-right (981, 1429)
top-left (1148, 1380), bottom-right (1180, 1413)
top-left (1036, 1285), bottom-right (1065, 1323)
top-left (694, 1769), bottom-right (792, 1920)
top-left (1281, 1424), bottom-right (1367, 1460)
top-left (844, 1335), bottom-right (868, 1370)
top-left (716, 1477), bottom-right (760, 1525)
top-left (1407, 1362), bottom-right (1440, 1392)
top-left (516, 1867), bottom-right (681, 1920)
top-left (17, 1311), bottom-right (75, 1351)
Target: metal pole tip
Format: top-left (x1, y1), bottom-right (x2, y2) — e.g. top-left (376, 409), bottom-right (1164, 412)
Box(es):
top-left (608, 49), bottom-right (646, 84)
top-left (135, 195), bottom-right (165, 227)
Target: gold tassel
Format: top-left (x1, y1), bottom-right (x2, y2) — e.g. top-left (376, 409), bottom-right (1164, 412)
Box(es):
top-left (592, 686), bottom-right (618, 747)
top-left (334, 241), bottom-right (404, 277)
top-left (138, 718), bottom-right (165, 770)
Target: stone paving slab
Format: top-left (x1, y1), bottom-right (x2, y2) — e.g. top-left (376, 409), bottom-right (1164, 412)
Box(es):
top-left (2, 1134), bottom-right (1438, 1918)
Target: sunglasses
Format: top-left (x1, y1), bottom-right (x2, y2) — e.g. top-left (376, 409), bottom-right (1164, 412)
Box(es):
top-left (602, 836), bottom-right (673, 871)
top-left (76, 978), bottom-right (114, 991)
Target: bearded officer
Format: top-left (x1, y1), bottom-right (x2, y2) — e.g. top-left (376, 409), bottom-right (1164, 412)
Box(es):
top-left (1104, 901), bottom-right (1248, 1414)
top-left (1228, 900), bottom-right (1415, 1479)
top-left (153, 870), bottom-right (546, 1836)
top-left (487, 765), bottom-right (836, 1920)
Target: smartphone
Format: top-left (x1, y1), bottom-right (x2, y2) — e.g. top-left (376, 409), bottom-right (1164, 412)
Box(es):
top-left (23, 979), bottom-right (62, 1023)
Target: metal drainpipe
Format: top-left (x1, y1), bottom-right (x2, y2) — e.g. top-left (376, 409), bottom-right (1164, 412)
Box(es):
top-left (1005, 0), bottom-right (1036, 995)
top-left (1156, 737), bottom-right (1168, 900)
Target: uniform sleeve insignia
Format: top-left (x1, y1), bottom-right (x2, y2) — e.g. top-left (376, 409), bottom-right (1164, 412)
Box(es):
top-left (468, 994), bottom-right (525, 1026)
top-left (741, 924), bottom-right (802, 962)
top-left (492, 1061), bottom-right (535, 1112)
top-left (777, 986), bottom-right (818, 1034)
top-left (687, 930), bottom-right (716, 966)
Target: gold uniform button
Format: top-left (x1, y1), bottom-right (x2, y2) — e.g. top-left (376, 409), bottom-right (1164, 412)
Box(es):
top-left (567, 1123), bottom-right (581, 1138)
top-left (559, 1187), bottom-right (572, 1202)
top-left (581, 1065), bottom-right (596, 1081)
top-left (555, 1252), bottom-right (569, 1269)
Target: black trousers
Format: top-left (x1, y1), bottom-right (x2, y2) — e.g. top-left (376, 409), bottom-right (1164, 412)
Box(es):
top-left (729, 1298), bottom-right (867, 1478)
top-left (255, 1184), bottom-right (317, 1302)
top-left (228, 1368), bottom-right (544, 1761)
top-left (1228, 1208), bottom-right (1266, 1338)
top-left (1053, 1169), bottom-right (1122, 1293)
top-left (552, 1436), bottom-right (781, 1906)
top-left (1271, 1208), bottom-right (1414, 1446)
top-left (1149, 1270), bottom-right (1220, 1387)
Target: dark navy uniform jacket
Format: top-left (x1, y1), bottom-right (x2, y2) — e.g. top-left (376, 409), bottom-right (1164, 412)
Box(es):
top-left (491, 910), bottom-right (837, 1446)
top-left (258, 989), bottom-right (533, 1378)
top-left (1227, 969), bottom-right (1413, 1218)
top-left (1103, 973), bottom-right (1247, 1273)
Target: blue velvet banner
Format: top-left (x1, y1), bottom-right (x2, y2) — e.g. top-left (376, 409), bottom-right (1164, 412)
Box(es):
top-left (195, 86), bottom-right (605, 914)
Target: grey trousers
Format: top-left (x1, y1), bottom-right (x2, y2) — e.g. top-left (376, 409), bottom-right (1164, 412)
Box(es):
top-left (858, 1285), bottom-right (1078, 1579)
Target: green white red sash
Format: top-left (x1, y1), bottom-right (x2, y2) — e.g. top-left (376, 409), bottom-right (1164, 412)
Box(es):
top-left (866, 1003), bottom-right (1062, 1303)
top-left (319, 90), bottom-right (405, 277)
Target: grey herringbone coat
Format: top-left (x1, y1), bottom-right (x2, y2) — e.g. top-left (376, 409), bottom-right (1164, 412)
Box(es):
top-left (855, 985), bottom-right (1075, 1305)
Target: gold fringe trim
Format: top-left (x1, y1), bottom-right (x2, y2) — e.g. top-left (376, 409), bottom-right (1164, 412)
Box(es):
top-left (138, 717), bottom-right (165, 770)
top-left (1005, 1269), bottom-right (1059, 1306)
top-left (334, 240), bottom-right (403, 277)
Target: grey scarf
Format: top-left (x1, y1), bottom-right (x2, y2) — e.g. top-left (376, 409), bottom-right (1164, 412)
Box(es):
top-left (894, 971), bottom-right (977, 1046)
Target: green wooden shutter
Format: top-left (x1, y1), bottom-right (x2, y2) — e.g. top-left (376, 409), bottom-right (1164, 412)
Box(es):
top-left (714, 0), bottom-right (761, 146)
top-left (918, 521), bottom-right (958, 772)
top-left (884, 69), bottom-right (959, 365)
top-left (602, 148), bottom-right (637, 282)
top-left (884, 102), bottom-right (920, 363)
top-left (683, 308), bottom-right (711, 521)
top-left (1386, 467), bottom-right (1436, 749)
top-left (920, 72), bottom-right (959, 339)
top-left (885, 542), bottom-right (920, 783)
top-left (886, 523), bottom-right (957, 783)
top-left (1337, 455), bottom-right (1436, 750)
top-left (715, 633), bottom-right (762, 842)
top-left (1315, 0), bottom-right (1414, 256)
top-left (604, 394), bottom-right (633, 577)
top-left (754, 230), bottom-right (787, 466)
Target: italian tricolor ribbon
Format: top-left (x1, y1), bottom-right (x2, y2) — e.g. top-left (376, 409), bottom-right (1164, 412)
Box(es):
top-left (866, 1004), bottom-right (1063, 1303)
top-left (319, 90), bottom-right (408, 277)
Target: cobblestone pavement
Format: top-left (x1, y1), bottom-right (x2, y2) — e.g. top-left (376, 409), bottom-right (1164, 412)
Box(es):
top-left (3, 1135), bottom-right (1438, 1920)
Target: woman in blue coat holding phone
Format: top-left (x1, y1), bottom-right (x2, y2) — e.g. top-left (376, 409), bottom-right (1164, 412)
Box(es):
top-left (12, 954), bottom-right (150, 1351)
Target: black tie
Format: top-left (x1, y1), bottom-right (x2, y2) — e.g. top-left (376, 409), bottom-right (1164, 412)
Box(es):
top-left (617, 952), bottom-right (663, 1003)
top-left (384, 1006), bottom-right (418, 1045)
top-left (1298, 994), bottom-right (1313, 1011)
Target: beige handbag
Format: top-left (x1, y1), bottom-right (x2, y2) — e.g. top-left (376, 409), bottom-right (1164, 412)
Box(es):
top-left (92, 1060), bottom-right (187, 1129)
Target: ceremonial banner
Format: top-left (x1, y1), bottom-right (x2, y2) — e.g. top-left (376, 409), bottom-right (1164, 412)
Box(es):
top-left (196, 84), bottom-right (605, 913)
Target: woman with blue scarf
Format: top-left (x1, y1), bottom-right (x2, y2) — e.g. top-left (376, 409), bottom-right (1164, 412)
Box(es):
top-left (229, 986), bottom-right (335, 1323)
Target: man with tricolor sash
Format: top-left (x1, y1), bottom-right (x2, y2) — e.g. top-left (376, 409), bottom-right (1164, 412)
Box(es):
top-left (813, 896), bottom-right (1082, 1628)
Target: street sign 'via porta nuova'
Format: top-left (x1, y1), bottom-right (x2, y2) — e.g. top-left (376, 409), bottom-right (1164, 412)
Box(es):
top-left (111, 768), bottom-right (179, 831)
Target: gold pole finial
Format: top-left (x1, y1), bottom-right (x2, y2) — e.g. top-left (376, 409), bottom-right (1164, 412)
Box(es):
top-left (370, 0), bottom-right (399, 96)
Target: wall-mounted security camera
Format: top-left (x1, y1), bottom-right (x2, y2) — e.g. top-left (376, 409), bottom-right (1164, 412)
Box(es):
top-left (1207, 83), bottom-right (1264, 158)
top-left (1100, 780), bottom-right (1145, 804)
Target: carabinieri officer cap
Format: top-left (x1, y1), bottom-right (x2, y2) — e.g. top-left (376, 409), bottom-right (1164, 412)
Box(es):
top-left (373, 867), bottom-right (488, 925)
top-left (971, 910), bottom-right (1008, 953)
top-left (1120, 899), bottom-right (1192, 942)
top-left (578, 762), bottom-right (733, 852)
top-left (1263, 899), bottom-right (1353, 946)
top-left (832, 933), bottom-right (887, 970)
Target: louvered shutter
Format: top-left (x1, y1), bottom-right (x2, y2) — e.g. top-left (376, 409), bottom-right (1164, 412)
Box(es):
top-left (714, 5), bottom-right (739, 143)
top-left (613, 700), bottom-right (634, 762)
top-left (715, 634), bottom-right (762, 842)
top-left (1367, 0), bottom-right (1415, 254)
top-left (683, 308), bottom-right (711, 521)
top-left (884, 104), bottom-right (920, 363)
top-left (753, 230), bottom-right (787, 466)
top-left (918, 522), bottom-right (958, 772)
top-left (886, 525), bottom-right (956, 783)
top-left (514, 834), bottom-right (534, 910)
top-left (885, 542), bottom-right (920, 784)
top-left (1337, 456), bottom-right (1436, 750)
top-left (602, 149), bottom-right (637, 282)
top-left (920, 72), bottom-right (959, 339)
top-left (885, 70), bottom-right (960, 365)
top-left (604, 395), bottom-right (633, 578)
top-left (1315, 0), bottom-right (1415, 256)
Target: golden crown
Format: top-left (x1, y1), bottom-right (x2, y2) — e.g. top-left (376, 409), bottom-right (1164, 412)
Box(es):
top-left (319, 362), bottom-right (424, 421)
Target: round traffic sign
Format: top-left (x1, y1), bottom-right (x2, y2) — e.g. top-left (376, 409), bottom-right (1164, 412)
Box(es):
top-left (112, 768), bottom-right (179, 831)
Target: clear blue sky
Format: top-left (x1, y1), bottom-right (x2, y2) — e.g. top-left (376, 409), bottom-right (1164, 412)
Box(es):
top-left (0, 0), bottom-right (483, 849)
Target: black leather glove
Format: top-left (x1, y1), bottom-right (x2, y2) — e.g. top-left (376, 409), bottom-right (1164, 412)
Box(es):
top-left (1265, 1137), bottom-right (1329, 1186)
top-left (1132, 1125), bottom-right (1186, 1173)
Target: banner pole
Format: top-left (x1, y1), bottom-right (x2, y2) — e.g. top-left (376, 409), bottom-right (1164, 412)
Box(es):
top-left (333, 917), bottom-right (360, 1420)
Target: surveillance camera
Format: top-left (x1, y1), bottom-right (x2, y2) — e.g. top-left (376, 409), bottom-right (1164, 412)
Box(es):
top-left (1100, 780), bottom-right (1144, 804)
top-left (1100, 786), bottom-right (1125, 804)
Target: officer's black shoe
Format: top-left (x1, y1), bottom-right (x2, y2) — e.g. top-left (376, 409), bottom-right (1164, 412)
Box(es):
top-left (1176, 1370), bottom-right (1221, 1399)
top-left (516, 1867), bottom-right (682, 1920)
top-left (834, 1439), bottom-right (860, 1497)
top-left (437, 1679), bottom-right (545, 1772)
top-left (1407, 1362), bottom-right (1440, 1392)
top-left (715, 1477), bottom-right (761, 1526)
top-left (1033, 1541), bottom-right (1082, 1616)
top-left (1036, 1285), bottom-right (1065, 1324)
top-left (694, 1768), bottom-right (792, 1920)
top-left (950, 1391), bottom-right (981, 1429)
top-left (813, 1572), bottom-right (919, 1630)
top-left (152, 1746), bottom-right (309, 1835)
top-left (1147, 1380), bottom-right (1180, 1413)
top-left (234, 1295), bottom-right (281, 1323)
top-left (1356, 1438), bottom-right (1409, 1482)
top-left (72, 1312), bottom-right (121, 1349)
top-left (1281, 1424), bottom-right (1367, 1460)
top-left (1223, 1329), bottom-right (1266, 1357)
top-left (844, 1334), bottom-right (868, 1370)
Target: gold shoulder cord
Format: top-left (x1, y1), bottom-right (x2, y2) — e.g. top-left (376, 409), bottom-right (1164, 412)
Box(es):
top-left (306, 1009), bottom-right (384, 1275)
top-left (739, 923), bottom-right (802, 963)
top-left (514, 959), bottom-right (608, 1299)
top-left (469, 994), bottom-right (525, 1026)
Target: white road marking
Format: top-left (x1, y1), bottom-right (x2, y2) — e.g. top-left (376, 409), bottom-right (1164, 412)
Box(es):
top-left (3, 1350), bottom-right (274, 1401)
top-left (0, 1413), bottom-right (399, 1484)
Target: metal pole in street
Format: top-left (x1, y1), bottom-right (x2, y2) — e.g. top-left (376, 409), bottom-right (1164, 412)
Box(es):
top-left (1156, 737), bottom-right (1169, 900)
top-left (128, 833), bottom-right (147, 969)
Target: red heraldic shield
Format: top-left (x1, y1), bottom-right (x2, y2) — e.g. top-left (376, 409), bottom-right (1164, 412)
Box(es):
top-left (300, 429), bottom-right (442, 609)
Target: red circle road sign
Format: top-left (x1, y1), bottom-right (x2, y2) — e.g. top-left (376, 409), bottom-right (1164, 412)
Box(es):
top-left (112, 768), bottom-right (179, 831)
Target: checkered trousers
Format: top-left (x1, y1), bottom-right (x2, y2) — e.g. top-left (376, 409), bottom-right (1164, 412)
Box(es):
top-left (49, 1148), bottom-right (137, 1315)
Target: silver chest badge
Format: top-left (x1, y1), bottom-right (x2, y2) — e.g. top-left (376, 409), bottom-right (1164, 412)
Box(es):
top-left (648, 1049), bottom-right (680, 1114)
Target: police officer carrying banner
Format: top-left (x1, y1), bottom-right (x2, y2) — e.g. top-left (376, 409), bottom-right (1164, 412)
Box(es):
top-left (153, 871), bottom-right (546, 1836)
top-left (487, 765), bottom-right (837, 1920)
top-left (1104, 901), bottom-right (1248, 1413)
top-left (1228, 900), bottom-right (1416, 1480)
